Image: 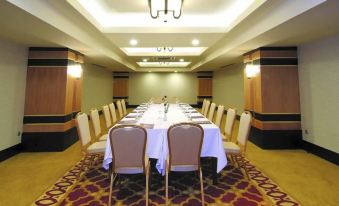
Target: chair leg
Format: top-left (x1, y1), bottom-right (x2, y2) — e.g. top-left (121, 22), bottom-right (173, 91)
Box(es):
top-left (199, 168), bottom-right (205, 206)
top-left (166, 171), bottom-right (169, 206)
top-left (145, 167), bottom-right (149, 206)
top-left (234, 155), bottom-right (250, 180)
top-left (108, 173), bottom-right (116, 206)
top-left (229, 154), bottom-right (235, 166)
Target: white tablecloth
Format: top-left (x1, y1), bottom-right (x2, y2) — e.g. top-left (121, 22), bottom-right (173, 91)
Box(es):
top-left (103, 104), bottom-right (227, 175)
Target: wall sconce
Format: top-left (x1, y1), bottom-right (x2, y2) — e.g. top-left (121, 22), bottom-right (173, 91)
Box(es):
top-left (67, 64), bottom-right (82, 79)
top-left (245, 64), bottom-right (259, 79)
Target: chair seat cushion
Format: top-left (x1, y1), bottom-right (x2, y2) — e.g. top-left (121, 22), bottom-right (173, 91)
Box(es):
top-left (115, 157), bottom-right (149, 174)
top-left (99, 134), bottom-right (107, 141)
top-left (170, 165), bottom-right (198, 172)
top-left (87, 141), bottom-right (106, 154)
top-left (223, 142), bottom-right (240, 154)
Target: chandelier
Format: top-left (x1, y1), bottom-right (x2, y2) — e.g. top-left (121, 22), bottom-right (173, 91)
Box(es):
top-left (148, 0), bottom-right (183, 19)
top-left (157, 46), bottom-right (173, 52)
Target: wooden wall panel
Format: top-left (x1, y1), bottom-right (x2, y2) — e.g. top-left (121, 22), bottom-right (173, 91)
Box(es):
top-left (260, 50), bottom-right (297, 58)
top-left (65, 75), bottom-right (75, 115)
top-left (261, 66), bottom-right (300, 113)
top-left (23, 120), bottom-right (75, 133)
top-left (24, 67), bottom-right (67, 115)
top-left (113, 78), bottom-right (128, 97)
top-left (253, 119), bottom-right (301, 130)
top-left (198, 78), bottom-right (212, 96)
top-left (72, 78), bottom-right (82, 112)
top-left (28, 51), bottom-right (69, 59)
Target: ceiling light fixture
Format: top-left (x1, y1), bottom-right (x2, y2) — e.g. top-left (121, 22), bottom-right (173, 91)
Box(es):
top-left (179, 58), bottom-right (184, 62)
top-left (129, 39), bottom-right (138, 46)
top-left (142, 58), bottom-right (148, 62)
top-left (192, 39), bottom-right (200, 46)
top-left (149, 0), bottom-right (183, 20)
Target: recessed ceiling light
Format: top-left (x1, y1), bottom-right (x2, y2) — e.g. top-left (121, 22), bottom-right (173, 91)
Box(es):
top-left (192, 39), bottom-right (200, 46)
top-left (179, 58), bottom-right (184, 62)
top-left (142, 58), bottom-right (148, 62)
top-left (129, 39), bottom-right (138, 46)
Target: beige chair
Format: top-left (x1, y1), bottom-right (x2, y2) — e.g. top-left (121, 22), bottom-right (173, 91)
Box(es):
top-left (222, 108), bottom-right (237, 141)
top-left (203, 100), bottom-right (210, 117)
top-left (102, 105), bottom-right (112, 129)
top-left (121, 99), bottom-right (127, 116)
top-left (89, 109), bottom-right (107, 141)
top-left (166, 123), bottom-right (205, 206)
top-left (108, 102), bottom-right (118, 124)
top-left (75, 113), bottom-right (106, 157)
top-left (167, 97), bottom-right (178, 103)
top-left (207, 102), bottom-right (216, 121)
top-left (214, 105), bottom-right (225, 127)
top-left (116, 100), bottom-right (123, 119)
top-left (223, 111), bottom-right (252, 179)
top-left (108, 125), bottom-right (150, 206)
top-left (201, 99), bottom-right (206, 114)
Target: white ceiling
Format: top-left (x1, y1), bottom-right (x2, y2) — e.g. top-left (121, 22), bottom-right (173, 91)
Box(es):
top-left (68, 0), bottom-right (265, 33)
top-left (2, 0), bottom-right (339, 72)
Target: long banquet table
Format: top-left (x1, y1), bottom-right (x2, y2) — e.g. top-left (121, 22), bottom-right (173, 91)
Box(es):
top-left (103, 103), bottom-right (227, 176)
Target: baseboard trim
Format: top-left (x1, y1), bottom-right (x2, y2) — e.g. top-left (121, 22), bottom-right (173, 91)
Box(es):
top-left (21, 127), bottom-right (78, 152)
top-left (0, 143), bottom-right (22, 162)
top-left (301, 140), bottom-right (339, 165)
top-left (249, 127), bottom-right (302, 149)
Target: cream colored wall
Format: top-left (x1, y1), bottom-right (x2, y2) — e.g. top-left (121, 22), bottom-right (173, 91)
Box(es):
top-left (81, 64), bottom-right (113, 113)
top-left (0, 39), bottom-right (27, 151)
top-left (299, 35), bottom-right (339, 153)
top-left (213, 63), bottom-right (244, 114)
top-left (129, 72), bottom-right (197, 105)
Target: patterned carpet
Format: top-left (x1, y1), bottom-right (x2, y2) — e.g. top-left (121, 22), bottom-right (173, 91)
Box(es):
top-left (33, 155), bottom-right (299, 206)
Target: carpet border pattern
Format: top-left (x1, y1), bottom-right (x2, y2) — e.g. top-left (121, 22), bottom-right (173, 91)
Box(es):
top-left (236, 155), bottom-right (300, 206)
top-left (32, 154), bottom-right (300, 206)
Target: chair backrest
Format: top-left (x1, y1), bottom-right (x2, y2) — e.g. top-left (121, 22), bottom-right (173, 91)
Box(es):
top-left (109, 125), bottom-right (147, 171)
top-left (75, 113), bottom-right (92, 146)
top-left (201, 99), bottom-right (206, 114)
top-left (152, 97), bottom-right (163, 104)
top-left (203, 100), bottom-right (210, 117)
top-left (102, 105), bottom-right (112, 129)
top-left (121, 99), bottom-right (127, 116)
top-left (90, 108), bottom-right (102, 137)
top-left (167, 123), bottom-right (204, 168)
top-left (237, 111), bottom-right (252, 149)
top-left (207, 102), bottom-right (216, 121)
top-left (214, 105), bottom-right (225, 127)
top-left (116, 100), bottom-right (123, 118)
top-left (109, 102), bottom-right (117, 123)
top-left (224, 108), bottom-right (237, 140)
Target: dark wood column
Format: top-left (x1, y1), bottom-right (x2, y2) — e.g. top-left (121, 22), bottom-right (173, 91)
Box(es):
top-left (22, 47), bottom-right (84, 151)
top-left (113, 72), bottom-right (129, 105)
top-left (243, 47), bottom-right (302, 149)
top-left (197, 71), bottom-right (213, 107)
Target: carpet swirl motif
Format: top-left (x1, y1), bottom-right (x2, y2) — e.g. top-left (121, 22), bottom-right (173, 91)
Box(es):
top-left (32, 155), bottom-right (299, 206)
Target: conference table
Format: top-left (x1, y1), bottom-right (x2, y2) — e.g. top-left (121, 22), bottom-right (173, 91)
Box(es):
top-left (102, 103), bottom-right (227, 180)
